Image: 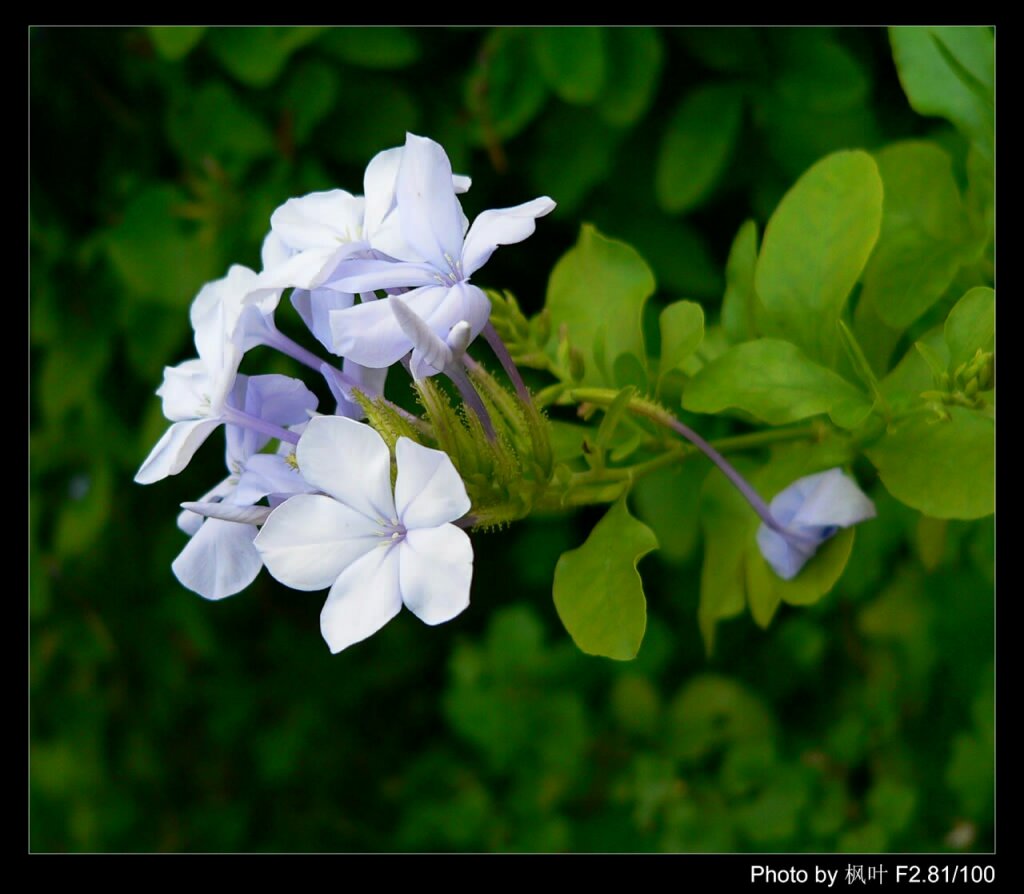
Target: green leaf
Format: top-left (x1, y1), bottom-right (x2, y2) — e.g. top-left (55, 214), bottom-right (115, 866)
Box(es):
top-left (166, 81), bottom-right (275, 173)
top-left (667, 674), bottom-right (774, 762)
top-left (466, 30), bottom-right (547, 144)
top-left (323, 81), bottom-right (422, 165)
top-left (678, 27), bottom-right (765, 74)
top-left (280, 60), bottom-right (340, 145)
top-left (889, 27), bottom-right (993, 156)
top-left (532, 27), bottom-right (607, 105)
top-left (698, 467), bottom-right (756, 652)
top-left (147, 26), bottom-right (206, 61)
top-left (944, 286), bottom-right (994, 369)
top-left (867, 407), bottom-right (993, 519)
top-left (319, 27), bottom-right (420, 69)
top-left (720, 220), bottom-right (760, 345)
top-left (682, 339), bottom-right (869, 428)
top-left (915, 516), bottom-right (948, 571)
top-left (632, 460), bottom-right (709, 564)
top-left (755, 150), bottom-right (883, 365)
top-left (105, 185), bottom-right (221, 308)
top-left (596, 28), bottom-right (664, 126)
top-left (880, 326), bottom-right (948, 403)
top-left (659, 301), bottom-right (704, 376)
top-left (545, 224), bottom-right (655, 387)
top-left (758, 32), bottom-right (878, 178)
top-left (527, 108), bottom-right (623, 214)
top-left (552, 497), bottom-right (657, 660)
top-left (655, 84), bottom-right (743, 214)
top-left (207, 27), bottom-right (325, 87)
top-left (860, 141), bottom-right (972, 330)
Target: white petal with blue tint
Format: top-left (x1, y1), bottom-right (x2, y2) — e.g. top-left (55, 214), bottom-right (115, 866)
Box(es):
top-left (395, 438), bottom-right (471, 530)
top-left (320, 544), bottom-right (403, 653)
top-left (255, 493), bottom-right (383, 592)
top-left (399, 526), bottom-right (473, 626)
top-left (295, 416), bottom-right (395, 521)
top-left (172, 518), bottom-right (263, 601)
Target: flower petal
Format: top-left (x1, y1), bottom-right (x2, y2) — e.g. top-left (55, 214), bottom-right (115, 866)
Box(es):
top-left (254, 493), bottom-right (383, 591)
top-left (135, 418), bottom-right (223, 485)
top-left (291, 287), bottom-right (356, 352)
top-left (320, 543), bottom-right (402, 653)
top-left (396, 133), bottom-right (466, 271)
top-left (394, 438), bottom-right (470, 529)
top-left (270, 189), bottom-right (365, 251)
top-left (295, 415), bottom-right (395, 521)
top-left (398, 525), bottom-right (473, 626)
top-left (329, 258), bottom-right (438, 293)
top-left (461, 196), bottom-right (557, 277)
top-left (234, 453), bottom-right (314, 505)
top-left (329, 285), bottom-right (450, 368)
top-left (177, 475), bottom-right (236, 535)
top-left (172, 518), bottom-right (262, 601)
top-left (787, 468), bottom-right (877, 529)
top-left (755, 524), bottom-right (819, 581)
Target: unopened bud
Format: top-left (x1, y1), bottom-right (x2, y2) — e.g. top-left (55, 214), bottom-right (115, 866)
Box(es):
top-left (964, 376), bottom-right (979, 398)
top-left (533, 309), bottom-right (552, 346)
top-left (568, 346), bottom-right (586, 382)
top-left (977, 358), bottom-right (994, 390)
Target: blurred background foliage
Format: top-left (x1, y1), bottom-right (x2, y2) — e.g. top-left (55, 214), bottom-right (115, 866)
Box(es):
top-left (30, 26), bottom-right (993, 852)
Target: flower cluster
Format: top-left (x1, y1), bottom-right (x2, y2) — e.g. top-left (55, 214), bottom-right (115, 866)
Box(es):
top-left (135, 132), bottom-right (555, 652)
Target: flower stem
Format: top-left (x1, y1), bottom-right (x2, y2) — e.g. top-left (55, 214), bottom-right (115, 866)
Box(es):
top-left (482, 322), bottom-right (532, 404)
top-left (562, 387), bottom-right (820, 540)
top-left (222, 406), bottom-right (299, 445)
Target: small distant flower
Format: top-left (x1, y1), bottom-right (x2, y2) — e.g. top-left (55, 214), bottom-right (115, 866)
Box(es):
top-left (756, 467), bottom-right (876, 580)
top-left (327, 133), bottom-right (555, 377)
top-left (254, 416), bottom-right (474, 654)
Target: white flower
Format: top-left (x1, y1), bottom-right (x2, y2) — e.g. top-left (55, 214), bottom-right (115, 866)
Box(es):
top-left (254, 416), bottom-right (474, 653)
top-left (756, 467), bottom-right (876, 580)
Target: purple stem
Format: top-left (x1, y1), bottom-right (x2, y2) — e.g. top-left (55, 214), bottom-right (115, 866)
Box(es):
top-left (659, 414), bottom-right (815, 544)
top-left (482, 322), bottom-right (531, 404)
top-left (222, 406), bottom-right (300, 446)
top-left (445, 363), bottom-right (497, 441)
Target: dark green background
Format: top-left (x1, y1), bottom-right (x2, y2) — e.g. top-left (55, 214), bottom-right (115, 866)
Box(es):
top-left (30, 26), bottom-right (993, 852)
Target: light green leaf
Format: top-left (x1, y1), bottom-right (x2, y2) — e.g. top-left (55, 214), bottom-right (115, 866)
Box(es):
top-left (915, 516), bottom-right (948, 571)
top-left (655, 84), bottom-right (743, 214)
top-left (545, 224), bottom-right (655, 387)
top-left (596, 27), bottom-right (664, 126)
top-left (632, 459), bottom-right (709, 564)
top-left (754, 150), bottom-right (883, 365)
top-left (659, 301), bottom-right (704, 376)
top-left (682, 339), bottom-right (869, 428)
top-left (720, 220), bottom-right (760, 345)
top-left (861, 141), bottom-right (972, 330)
top-left (148, 26), bottom-right (206, 61)
top-left (532, 27), bottom-right (607, 105)
top-left (889, 27), bottom-right (993, 156)
top-left (208, 27), bottom-right (325, 87)
top-left (553, 497), bottom-right (657, 660)
top-left (867, 407), bottom-right (993, 518)
top-left (319, 27), bottom-right (420, 69)
top-left (880, 326), bottom-right (948, 402)
top-left (698, 467), bottom-right (756, 652)
top-left (945, 286), bottom-right (994, 369)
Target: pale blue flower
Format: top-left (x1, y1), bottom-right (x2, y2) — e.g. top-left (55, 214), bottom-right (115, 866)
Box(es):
top-left (326, 133), bottom-right (555, 377)
top-left (254, 416), bottom-right (474, 654)
top-left (756, 467), bottom-right (876, 580)
top-left (172, 374), bottom-right (318, 601)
